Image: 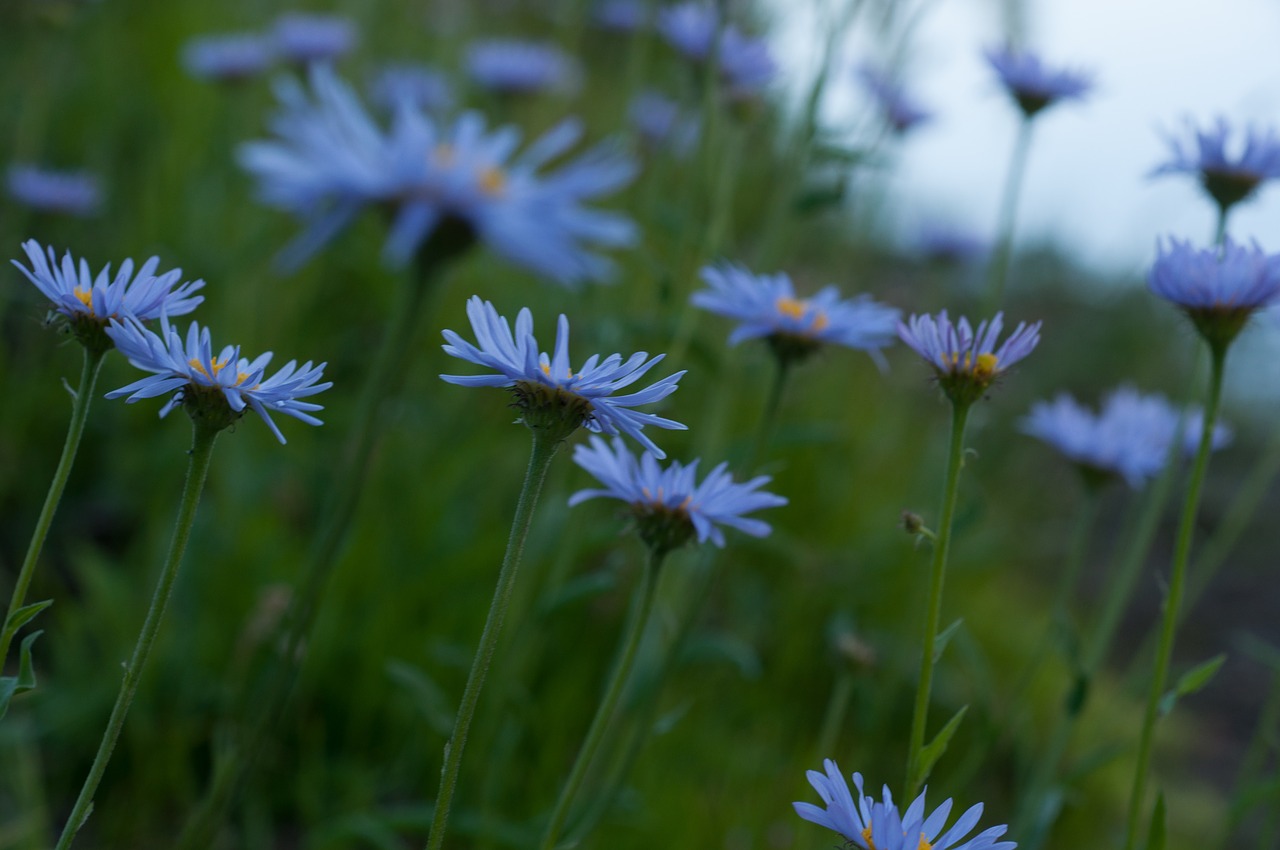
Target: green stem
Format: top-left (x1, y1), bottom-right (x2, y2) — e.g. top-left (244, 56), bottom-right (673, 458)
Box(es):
top-left (1213, 205), bottom-right (1230, 247)
top-left (747, 356), bottom-right (791, 470)
top-left (540, 547), bottom-right (664, 850)
top-left (1122, 344), bottom-right (1227, 850)
top-left (425, 429), bottom-right (561, 850)
top-left (985, 117), bottom-right (1034, 312)
top-left (904, 400), bottom-right (971, 800)
top-left (1, 347), bottom-right (105, 669)
top-left (813, 670), bottom-right (855, 763)
top-left (177, 244), bottom-right (452, 849)
top-left (55, 424), bottom-right (219, 850)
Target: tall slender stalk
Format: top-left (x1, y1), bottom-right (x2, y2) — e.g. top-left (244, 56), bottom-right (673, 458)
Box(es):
top-left (541, 547), bottom-right (664, 850)
top-left (425, 429), bottom-right (562, 850)
top-left (1, 347), bottom-right (106, 669)
top-left (178, 240), bottom-right (459, 850)
top-left (55, 424), bottom-right (219, 850)
top-left (985, 118), bottom-right (1034, 312)
top-left (904, 400), bottom-right (971, 800)
top-left (1123, 345), bottom-right (1227, 850)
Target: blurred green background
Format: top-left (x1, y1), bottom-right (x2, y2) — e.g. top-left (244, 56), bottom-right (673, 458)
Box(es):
top-left (2, 1), bottom-right (1278, 848)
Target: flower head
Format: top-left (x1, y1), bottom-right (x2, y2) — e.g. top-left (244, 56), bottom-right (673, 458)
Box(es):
top-left (181, 33), bottom-right (275, 83)
top-left (11, 240), bottom-right (205, 354)
top-left (464, 39), bottom-right (580, 95)
top-left (915, 222), bottom-right (988, 266)
top-left (104, 316), bottom-right (330, 441)
top-left (271, 12), bottom-right (356, 65)
top-left (984, 46), bottom-right (1092, 118)
top-left (1022, 387), bottom-right (1229, 489)
top-left (1152, 118), bottom-right (1280, 214)
top-left (569, 435), bottom-right (785, 554)
top-left (368, 63), bottom-right (453, 114)
top-left (657, 3), bottom-right (776, 101)
top-left (628, 90), bottom-right (700, 158)
top-left (857, 65), bottom-right (932, 134)
top-left (593, 0), bottom-right (647, 32)
top-left (694, 264), bottom-right (899, 366)
top-left (440, 296), bottom-right (686, 452)
top-left (240, 66), bottom-right (637, 283)
top-left (898, 311), bottom-right (1040, 406)
top-left (1148, 237), bottom-right (1280, 352)
top-left (794, 760), bottom-right (1015, 850)
top-left (7, 165), bottom-right (101, 216)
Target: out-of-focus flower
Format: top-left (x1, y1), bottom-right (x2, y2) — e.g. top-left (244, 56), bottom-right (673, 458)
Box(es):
top-left (857, 65), bottom-right (932, 134)
top-left (440, 296), bottom-right (686, 452)
top-left (569, 435), bottom-right (786, 554)
top-left (181, 33), bottom-right (275, 83)
top-left (794, 760), bottom-right (1015, 850)
top-left (12, 240), bottom-right (204, 354)
top-left (693, 264), bottom-right (899, 366)
top-left (628, 90), bottom-right (700, 157)
top-left (105, 316), bottom-right (330, 442)
top-left (1152, 118), bottom-right (1280, 215)
top-left (657, 3), bottom-right (776, 100)
top-left (593, 0), bottom-right (647, 32)
top-left (914, 222), bottom-right (988, 266)
top-left (271, 12), bottom-right (356, 65)
top-left (1022, 386), bottom-right (1230, 489)
top-left (898, 310), bottom-right (1040, 406)
top-left (240, 66), bottom-right (637, 283)
top-left (1148, 236), bottom-right (1280, 351)
top-left (464, 39), bottom-right (580, 95)
top-left (984, 45), bottom-right (1092, 118)
top-left (7, 165), bottom-right (101, 216)
top-left (369, 63), bottom-right (453, 114)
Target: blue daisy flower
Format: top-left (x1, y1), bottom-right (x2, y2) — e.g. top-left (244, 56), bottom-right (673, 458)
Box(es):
top-left (464, 39), bottom-right (580, 96)
top-left (1148, 236), bottom-right (1280, 350)
top-left (593, 0), bottom-right (647, 32)
top-left (181, 33), bottom-right (275, 83)
top-left (657, 3), bottom-right (776, 100)
top-left (1152, 118), bottom-right (1280, 214)
top-left (12, 240), bottom-right (205, 354)
top-left (1022, 387), bottom-right (1229, 489)
top-left (794, 760), bottom-right (1015, 850)
top-left (568, 435), bottom-right (786, 553)
top-left (983, 45), bottom-right (1092, 118)
top-left (240, 66), bottom-right (637, 283)
top-left (440, 296), bottom-right (686, 454)
top-left (857, 64), bottom-right (932, 134)
top-left (7, 165), bottom-right (101, 216)
top-left (694, 263), bottom-right (900, 366)
top-left (104, 315), bottom-right (330, 442)
top-left (898, 310), bottom-right (1040, 405)
top-left (271, 12), bottom-right (357, 65)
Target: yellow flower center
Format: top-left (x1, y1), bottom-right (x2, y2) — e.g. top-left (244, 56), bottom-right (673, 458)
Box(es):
top-left (945, 351), bottom-right (999, 378)
top-left (540, 362), bottom-right (573, 381)
top-left (73, 286), bottom-right (94, 312)
top-left (188, 356), bottom-right (250, 386)
top-left (478, 165), bottom-right (507, 196)
top-left (775, 296), bottom-right (829, 333)
top-left (860, 825), bottom-right (931, 850)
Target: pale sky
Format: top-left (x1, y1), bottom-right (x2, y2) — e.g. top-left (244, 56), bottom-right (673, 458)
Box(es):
top-left (774, 0), bottom-right (1280, 277)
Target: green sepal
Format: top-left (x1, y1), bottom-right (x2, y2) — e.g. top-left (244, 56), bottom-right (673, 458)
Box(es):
top-left (1144, 792), bottom-right (1167, 850)
top-left (915, 704), bottom-right (969, 789)
top-left (932, 618), bottom-right (964, 663)
top-left (2, 598), bottom-right (53, 644)
top-left (0, 630), bottom-right (45, 721)
top-left (1159, 653), bottom-right (1226, 716)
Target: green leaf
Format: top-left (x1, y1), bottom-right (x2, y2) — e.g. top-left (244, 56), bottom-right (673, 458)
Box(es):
top-left (537, 569), bottom-right (617, 616)
top-left (0, 631), bottom-right (44, 722)
top-left (915, 705), bottom-right (969, 788)
top-left (1144, 792), bottom-right (1166, 850)
top-left (1160, 653), bottom-right (1226, 716)
top-left (2, 599), bottom-right (53, 642)
top-left (791, 178), bottom-right (846, 214)
top-left (679, 634), bottom-right (762, 680)
top-left (932, 619), bottom-right (964, 663)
